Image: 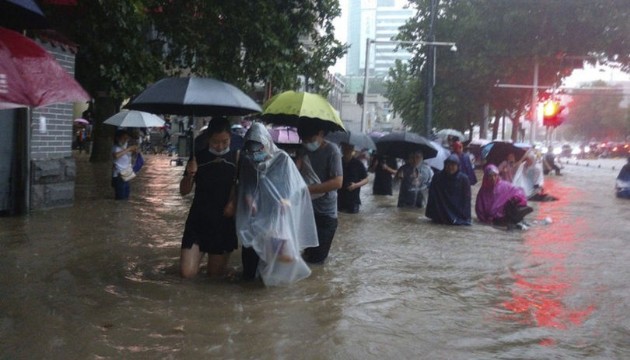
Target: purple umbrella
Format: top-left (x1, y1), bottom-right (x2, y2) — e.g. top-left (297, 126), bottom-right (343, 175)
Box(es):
top-left (269, 126), bottom-right (300, 144)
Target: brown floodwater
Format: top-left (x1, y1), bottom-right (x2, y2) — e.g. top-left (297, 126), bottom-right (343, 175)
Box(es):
top-left (1, 153), bottom-right (628, 359)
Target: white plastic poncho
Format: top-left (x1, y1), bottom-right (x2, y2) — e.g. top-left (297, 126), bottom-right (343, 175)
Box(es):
top-left (512, 154), bottom-right (544, 198)
top-left (236, 123), bottom-right (319, 286)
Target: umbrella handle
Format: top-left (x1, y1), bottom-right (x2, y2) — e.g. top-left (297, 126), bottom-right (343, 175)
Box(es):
top-left (188, 127), bottom-right (195, 158)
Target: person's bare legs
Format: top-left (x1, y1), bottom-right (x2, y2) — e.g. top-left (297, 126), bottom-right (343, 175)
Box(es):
top-left (207, 254), bottom-right (231, 278)
top-left (180, 244), bottom-right (203, 278)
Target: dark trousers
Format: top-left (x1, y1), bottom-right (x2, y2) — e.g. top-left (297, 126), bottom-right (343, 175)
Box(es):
top-left (111, 176), bottom-right (130, 200)
top-left (241, 246), bottom-right (259, 280)
top-left (303, 214), bottom-right (338, 264)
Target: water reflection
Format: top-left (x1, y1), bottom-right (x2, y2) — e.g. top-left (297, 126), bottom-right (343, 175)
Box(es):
top-left (502, 181), bottom-right (595, 338)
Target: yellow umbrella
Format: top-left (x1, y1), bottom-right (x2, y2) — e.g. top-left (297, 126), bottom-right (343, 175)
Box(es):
top-left (262, 91), bottom-right (345, 132)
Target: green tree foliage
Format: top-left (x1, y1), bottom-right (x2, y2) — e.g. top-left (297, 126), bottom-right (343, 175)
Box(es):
top-left (42, 0), bottom-right (346, 161)
top-left (564, 81), bottom-right (629, 141)
top-left (387, 0), bottom-right (630, 140)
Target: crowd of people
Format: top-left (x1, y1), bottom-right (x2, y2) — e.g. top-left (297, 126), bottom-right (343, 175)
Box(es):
top-left (112, 117), bottom-right (629, 286)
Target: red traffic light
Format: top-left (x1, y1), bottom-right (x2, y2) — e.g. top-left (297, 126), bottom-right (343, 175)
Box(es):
top-left (542, 100), bottom-right (565, 127)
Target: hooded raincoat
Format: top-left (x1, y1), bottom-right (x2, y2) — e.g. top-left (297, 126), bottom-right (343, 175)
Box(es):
top-left (475, 164), bottom-right (528, 224)
top-left (236, 123), bottom-right (318, 286)
top-left (512, 154), bottom-right (544, 198)
top-left (425, 155), bottom-right (472, 225)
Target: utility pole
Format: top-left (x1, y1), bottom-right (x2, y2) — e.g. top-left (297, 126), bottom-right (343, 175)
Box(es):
top-left (360, 37), bottom-right (370, 133)
top-left (530, 57), bottom-right (539, 144)
top-left (424, 0), bottom-right (437, 137)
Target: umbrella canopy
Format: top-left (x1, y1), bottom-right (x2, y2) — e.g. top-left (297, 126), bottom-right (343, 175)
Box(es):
top-left (481, 141), bottom-right (531, 166)
top-left (375, 132), bottom-right (438, 160)
top-left (0, 27), bottom-right (90, 109)
top-left (269, 126), bottom-right (300, 144)
top-left (73, 118), bottom-right (89, 125)
top-left (326, 131), bottom-right (376, 151)
top-left (424, 140), bottom-right (451, 171)
top-left (262, 91), bottom-right (345, 133)
top-left (435, 128), bottom-right (466, 142)
top-left (126, 77), bottom-right (262, 117)
top-left (104, 110), bottom-right (165, 128)
top-left (0, 0), bottom-right (49, 30)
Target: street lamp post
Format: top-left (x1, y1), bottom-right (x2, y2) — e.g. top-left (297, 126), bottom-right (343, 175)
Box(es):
top-left (360, 38), bottom-right (456, 135)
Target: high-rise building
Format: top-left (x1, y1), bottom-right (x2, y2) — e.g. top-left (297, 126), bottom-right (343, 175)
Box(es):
top-left (345, 0), bottom-right (414, 77)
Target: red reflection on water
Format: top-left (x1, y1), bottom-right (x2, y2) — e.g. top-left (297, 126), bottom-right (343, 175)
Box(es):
top-left (501, 179), bottom-right (595, 337)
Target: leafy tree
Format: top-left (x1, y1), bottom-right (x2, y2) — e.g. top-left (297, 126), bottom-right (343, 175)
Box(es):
top-left (388, 0), bottom-right (630, 141)
top-left (43, 0), bottom-right (346, 162)
top-left (563, 81), bottom-right (628, 141)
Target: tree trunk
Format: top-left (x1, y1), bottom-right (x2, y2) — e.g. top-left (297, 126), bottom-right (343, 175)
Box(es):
top-left (89, 95), bottom-right (121, 163)
top-left (492, 109), bottom-right (501, 140)
top-left (511, 109), bottom-right (522, 143)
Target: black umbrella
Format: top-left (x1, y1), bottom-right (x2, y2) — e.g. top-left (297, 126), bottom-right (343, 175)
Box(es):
top-left (125, 77), bottom-right (262, 117)
top-left (0, 0), bottom-right (49, 30)
top-left (375, 132), bottom-right (438, 160)
top-left (481, 141), bottom-right (531, 165)
top-left (325, 131), bottom-right (376, 150)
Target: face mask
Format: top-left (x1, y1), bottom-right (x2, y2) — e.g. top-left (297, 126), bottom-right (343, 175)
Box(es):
top-left (250, 151), bottom-right (268, 163)
top-left (121, 142), bottom-right (128, 148)
top-left (304, 140), bottom-right (320, 152)
top-left (209, 147), bottom-right (230, 156)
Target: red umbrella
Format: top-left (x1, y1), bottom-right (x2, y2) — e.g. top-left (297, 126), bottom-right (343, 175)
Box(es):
top-left (0, 27), bottom-right (90, 109)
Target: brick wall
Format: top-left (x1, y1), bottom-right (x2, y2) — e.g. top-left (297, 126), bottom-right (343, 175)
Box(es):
top-left (29, 42), bottom-right (78, 210)
top-left (30, 43), bottom-right (76, 160)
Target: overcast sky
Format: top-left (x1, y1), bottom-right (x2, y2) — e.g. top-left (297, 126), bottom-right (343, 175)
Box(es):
top-left (329, 0), bottom-right (628, 85)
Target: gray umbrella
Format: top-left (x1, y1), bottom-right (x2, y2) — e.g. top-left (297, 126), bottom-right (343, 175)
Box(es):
top-left (326, 131), bottom-right (376, 151)
top-left (435, 128), bottom-right (466, 142)
top-left (125, 77), bottom-right (262, 117)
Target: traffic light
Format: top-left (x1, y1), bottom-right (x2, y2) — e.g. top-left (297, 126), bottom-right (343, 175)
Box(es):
top-left (542, 100), bottom-right (565, 127)
top-left (356, 92), bottom-right (364, 106)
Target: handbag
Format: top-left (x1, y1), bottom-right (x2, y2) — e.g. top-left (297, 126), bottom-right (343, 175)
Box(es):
top-left (119, 165), bottom-right (136, 182)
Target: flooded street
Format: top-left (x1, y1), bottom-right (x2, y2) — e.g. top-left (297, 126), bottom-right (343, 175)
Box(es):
top-left (1, 153), bottom-right (629, 359)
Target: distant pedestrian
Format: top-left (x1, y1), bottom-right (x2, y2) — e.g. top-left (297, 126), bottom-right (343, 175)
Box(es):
top-left (513, 152), bottom-right (558, 202)
top-left (338, 142), bottom-right (369, 214)
top-left (615, 157), bottom-right (630, 199)
top-left (297, 121), bottom-right (343, 264)
top-left (396, 151), bottom-right (433, 208)
top-left (369, 153), bottom-right (398, 195)
top-left (543, 146), bottom-right (562, 176)
top-left (452, 141), bottom-right (477, 185)
top-left (425, 155), bottom-right (472, 225)
top-left (498, 152), bottom-right (519, 183)
top-left (179, 117), bottom-right (238, 279)
top-left (111, 129), bottom-right (138, 200)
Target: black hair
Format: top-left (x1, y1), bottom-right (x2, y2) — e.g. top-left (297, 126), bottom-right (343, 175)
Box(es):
top-left (114, 129), bottom-right (129, 144)
top-left (207, 117), bottom-right (231, 137)
top-left (297, 121), bottom-right (326, 139)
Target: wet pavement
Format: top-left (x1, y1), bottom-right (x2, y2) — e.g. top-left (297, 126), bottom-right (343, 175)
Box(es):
top-left (1, 153), bottom-right (629, 359)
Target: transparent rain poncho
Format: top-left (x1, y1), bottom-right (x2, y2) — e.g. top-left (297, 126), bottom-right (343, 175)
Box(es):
top-left (236, 123), bottom-right (319, 286)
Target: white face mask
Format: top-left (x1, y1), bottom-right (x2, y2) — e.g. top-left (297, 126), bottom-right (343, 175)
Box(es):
top-left (304, 140), bottom-right (320, 152)
top-left (208, 147), bottom-right (230, 156)
top-left (121, 142), bottom-right (128, 148)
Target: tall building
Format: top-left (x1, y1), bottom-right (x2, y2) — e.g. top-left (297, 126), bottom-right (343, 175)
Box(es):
top-left (345, 0), bottom-right (414, 77)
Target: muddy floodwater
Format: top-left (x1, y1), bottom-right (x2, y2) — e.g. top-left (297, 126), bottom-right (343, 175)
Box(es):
top-left (1, 154), bottom-right (629, 359)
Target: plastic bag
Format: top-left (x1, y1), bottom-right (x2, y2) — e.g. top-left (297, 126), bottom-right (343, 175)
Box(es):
top-left (133, 153), bottom-right (144, 173)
